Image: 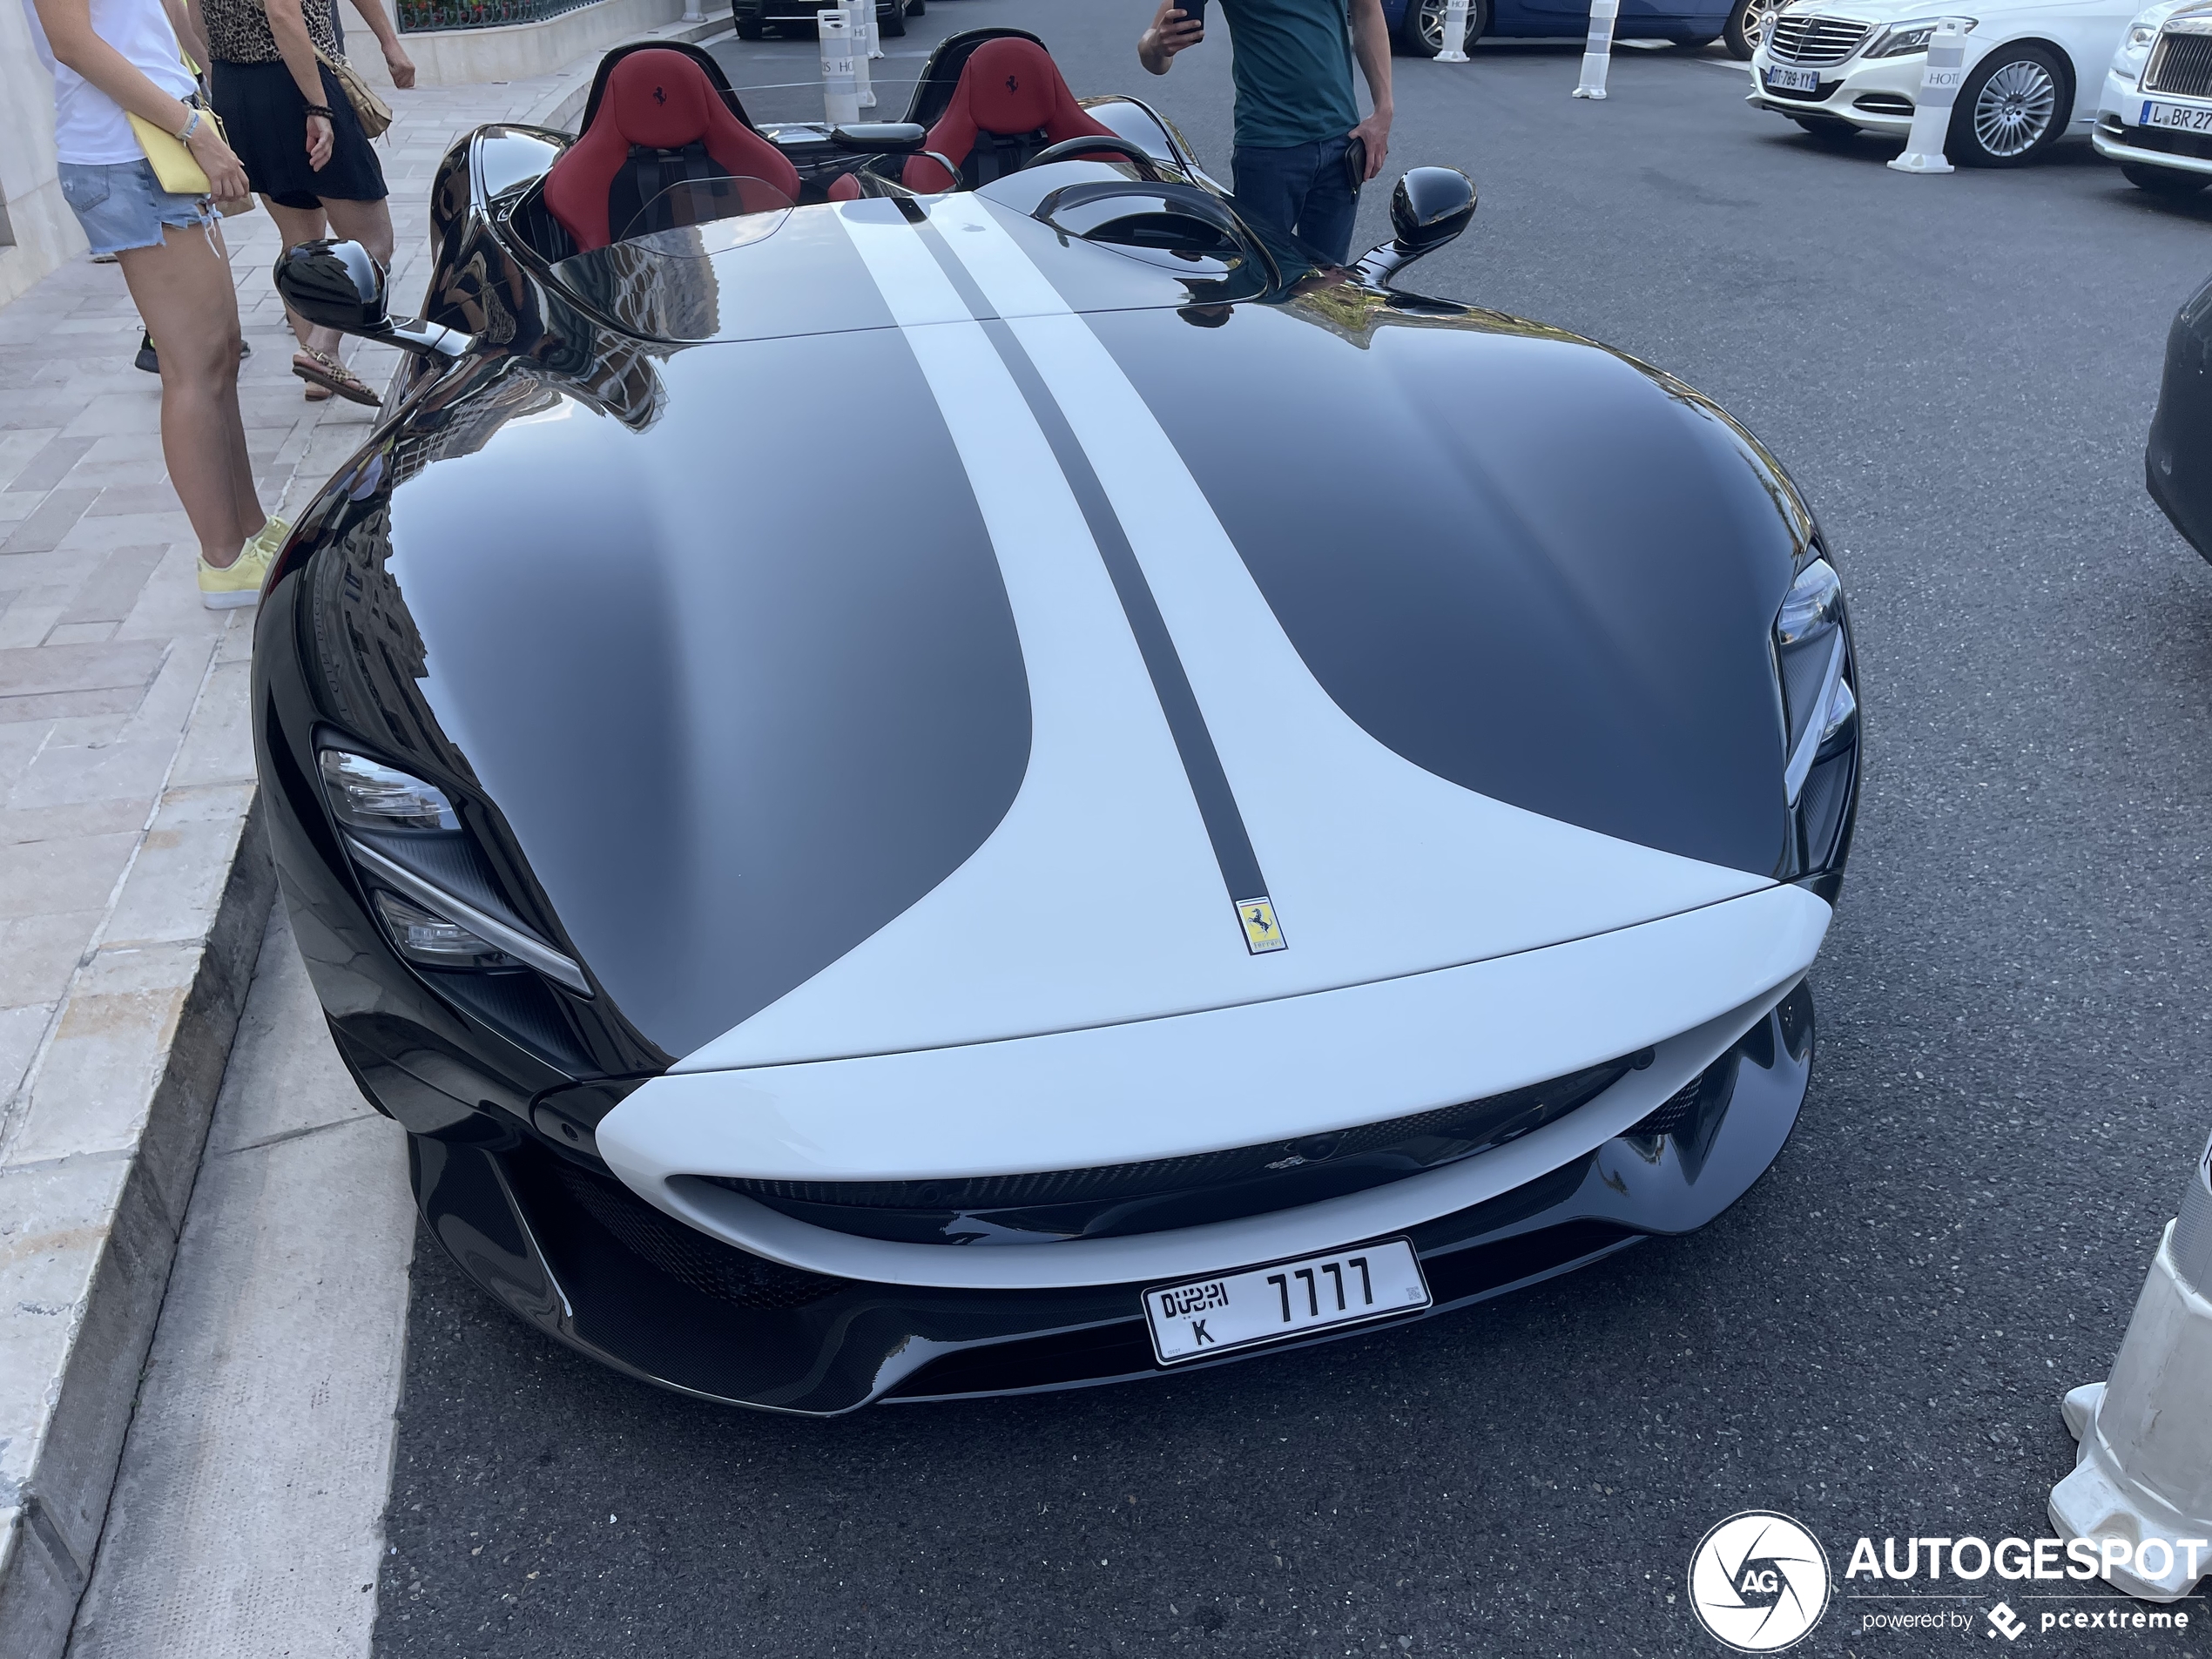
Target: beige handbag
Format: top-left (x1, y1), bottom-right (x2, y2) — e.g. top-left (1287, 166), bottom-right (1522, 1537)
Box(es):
top-left (314, 44), bottom-right (393, 139)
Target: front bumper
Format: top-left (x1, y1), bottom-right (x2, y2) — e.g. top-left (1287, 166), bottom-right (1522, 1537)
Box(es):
top-left (401, 983), bottom-right (1817, 1413)
top-left (2095, 74), bottom-right (2212, 174)
top-left (1746, 51), bottom-right (1924, 133)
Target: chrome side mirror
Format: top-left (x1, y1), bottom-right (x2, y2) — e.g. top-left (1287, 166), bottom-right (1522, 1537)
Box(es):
top-left (1355, 167), bottom-right (1477, 288)
top-left (273, 239), bottom-right (472, 359)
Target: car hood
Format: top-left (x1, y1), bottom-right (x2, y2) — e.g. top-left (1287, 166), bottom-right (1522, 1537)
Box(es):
top-left (341, 196), bottom-right (1814, 1068)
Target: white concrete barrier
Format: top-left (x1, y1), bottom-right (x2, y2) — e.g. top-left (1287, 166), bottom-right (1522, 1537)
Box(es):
top-left (1574, 0), bottom-right (1619, 99)
top-left (1888, 17), bottom-right (1969, 173)
top-left (819, 9), bottom-right (859, 125)
top-left (2049, 1127), bottom-right (2212, 1603)
top-left (848, 3), bottom-right (875, 109)
top-left (1439, 0), bottom-right (1472, 63)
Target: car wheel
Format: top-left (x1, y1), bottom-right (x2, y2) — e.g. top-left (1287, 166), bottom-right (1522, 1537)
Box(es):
top-left (879, 0), bottom-right (906, 36)
top-left (735, 15), bottom-right (762, 37)
top-left (1395, 0), bottom-right (1489, 57)
top-left (1947, 43), bottom-right (2067, 166)
top-left (1791, 115), bottom-right (1858, 143)
top-left (2122, 160), bottom-right (2211, 194)
top-left (1724, 0), bottom-right (1777, 60)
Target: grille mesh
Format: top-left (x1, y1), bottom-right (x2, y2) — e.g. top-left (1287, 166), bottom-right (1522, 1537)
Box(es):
top-left (2147, 32), bottom-right (2212, 98)
top-left (1767, 15), bottom-right (1872, 64)
top-left (555, 1158), bottom-right (848, 1310)
top-left (703, 1056), bottom-right (1642, 1245)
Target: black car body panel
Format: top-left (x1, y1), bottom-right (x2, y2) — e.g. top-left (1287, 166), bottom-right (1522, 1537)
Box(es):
top-left (2148, 269), bottom-right (2212, 561)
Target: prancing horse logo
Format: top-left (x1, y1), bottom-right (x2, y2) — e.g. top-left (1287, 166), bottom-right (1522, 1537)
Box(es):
top-left (1238, 897), bottom-right (1287, 955)
top-left (652, 84), bottom-right (667, 104)
top-left (1005, 73), bottom-right (1021, 92)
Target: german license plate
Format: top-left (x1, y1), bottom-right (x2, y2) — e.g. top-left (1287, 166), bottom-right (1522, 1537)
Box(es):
top-left (1143, 1239), bottom-right (1431, 1366)
top-left (2143, 99), bottom-right (2212, 132)
top-left (1765, 64), bottom-right (1820, 92)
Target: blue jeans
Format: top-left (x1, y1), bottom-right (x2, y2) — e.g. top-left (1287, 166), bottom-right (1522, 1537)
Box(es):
top-left (1231, 137), bottom-right (1361, 266)
top-left (57, 159), bottom-right (215, 257)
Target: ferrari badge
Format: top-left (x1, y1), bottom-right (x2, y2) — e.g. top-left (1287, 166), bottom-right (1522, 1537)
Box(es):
top-left (1238, 897), bottom-right (1287, 954)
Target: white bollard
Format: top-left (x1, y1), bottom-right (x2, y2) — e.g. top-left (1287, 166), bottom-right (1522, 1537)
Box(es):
top-left (1438, 0), bottom-right (1472, 62)
top-left (848, 3), bottom-right (876, 109)
top-left (2048, 1127), bottom-right (2212, 1602)
top-left (1573, 0), bottom-right (1619, 98)
top-left (1887, 16), bottom-right (1969, 172)
top-left (864, 0), bottom-right (883, 59)
top-left (819, 9), bottom-right (860, 125)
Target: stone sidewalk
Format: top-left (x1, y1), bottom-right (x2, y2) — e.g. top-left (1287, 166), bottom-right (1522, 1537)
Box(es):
top-left (0, 34), bottom-right (705, 1656)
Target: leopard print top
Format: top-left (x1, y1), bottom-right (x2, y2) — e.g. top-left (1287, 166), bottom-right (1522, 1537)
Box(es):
top-left (201, 0), bottom-right (341, 66)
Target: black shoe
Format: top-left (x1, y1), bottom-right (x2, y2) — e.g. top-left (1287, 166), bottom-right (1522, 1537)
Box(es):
top-left (134, 332), bottom-right (158, 374)
top-left (239, 338), bottom-right (251, 358)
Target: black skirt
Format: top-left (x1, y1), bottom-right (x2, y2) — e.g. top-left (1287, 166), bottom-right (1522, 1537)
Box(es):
top-left (209, 57), bottom-right (388, 209)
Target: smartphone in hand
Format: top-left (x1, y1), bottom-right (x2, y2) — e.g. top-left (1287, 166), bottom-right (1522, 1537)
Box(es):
top-left (1179, 0), bottom-right (1208, 33)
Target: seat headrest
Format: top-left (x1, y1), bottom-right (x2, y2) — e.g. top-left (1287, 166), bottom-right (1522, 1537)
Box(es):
top-left (961, 38), bottom-right (1064, 134)
top-left (605, 50), bottom-right (720, 150)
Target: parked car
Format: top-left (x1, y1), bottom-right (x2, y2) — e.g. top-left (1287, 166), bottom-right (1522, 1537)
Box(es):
top-left (2148, 272), bottom-right (2212, 554)
top-left (1748, 0), bottom-right (2135, 163)
top-left (1386, 0), bottom-right (1774, 60)
top-left (257, 33), bottom-right (1858, 1414)
top-left (2093, 0), bottom-right (2212, 193)
top-left (735, 0), bottom-right (920, 40)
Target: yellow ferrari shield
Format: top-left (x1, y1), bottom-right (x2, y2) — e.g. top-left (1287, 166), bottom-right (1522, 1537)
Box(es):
top-left (1238, 897), bottom-right (1287, 954)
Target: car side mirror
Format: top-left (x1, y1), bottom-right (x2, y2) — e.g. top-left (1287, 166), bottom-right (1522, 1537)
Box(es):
top-left (274, 239), bottom-right (472, 359)
top-left (1354, 167), bottom-right (1477, 288)
top-left (828, 121), bottom-right (927, 153)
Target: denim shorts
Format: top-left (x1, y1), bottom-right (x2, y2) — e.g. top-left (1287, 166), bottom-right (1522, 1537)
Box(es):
top-left (57, 158), bottom-right (215, 258)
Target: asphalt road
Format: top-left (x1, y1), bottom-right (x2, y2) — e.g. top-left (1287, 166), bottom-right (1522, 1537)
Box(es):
top-left (373, 7), bottom-right (2212, 1656)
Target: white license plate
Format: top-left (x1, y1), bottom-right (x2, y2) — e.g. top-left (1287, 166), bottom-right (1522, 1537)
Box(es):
top-left (1143, 1238), bottom-right (1431, 1365)
top-left (1765, 64), bottom-right (1820, 91)
top-left (2143, 99), bottom-right (2212, 132)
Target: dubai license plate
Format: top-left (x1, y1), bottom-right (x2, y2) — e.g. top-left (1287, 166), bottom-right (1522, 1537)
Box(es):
top-left (2143, 99), bottom-right (2212, 132)
top-left (1765, 64), bottom-right (1820, 91)
top-left (1143, 1238), bottom-right (1431, 1366)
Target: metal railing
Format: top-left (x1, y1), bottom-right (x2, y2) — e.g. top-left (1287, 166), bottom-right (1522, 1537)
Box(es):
top-left (397, 0), bottom-right (599, 32)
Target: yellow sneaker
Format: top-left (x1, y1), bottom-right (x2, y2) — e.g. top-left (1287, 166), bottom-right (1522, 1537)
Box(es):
top-left (196, 516), bottom-right (287, 610)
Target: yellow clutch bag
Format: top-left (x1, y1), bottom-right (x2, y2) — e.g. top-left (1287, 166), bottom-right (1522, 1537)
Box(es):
top-left (128, 110), bottom-right (212, 196)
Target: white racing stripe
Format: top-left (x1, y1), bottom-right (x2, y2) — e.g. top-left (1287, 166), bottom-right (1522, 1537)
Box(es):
top-left (922, 194), bottom-right (1774, 990)
top-left (676, 205), bottom-right (1248, 1073)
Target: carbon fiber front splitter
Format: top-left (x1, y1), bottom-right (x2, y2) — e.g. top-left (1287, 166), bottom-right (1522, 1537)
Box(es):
top-left (409, 985), bottom-right (1813, 1415)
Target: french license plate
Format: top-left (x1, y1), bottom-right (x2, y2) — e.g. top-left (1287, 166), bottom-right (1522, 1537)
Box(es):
top-left (2143, 99), bottom-right (2212, 132)
top-left (1143, 1238), bottom-right (1431, 1366)
top-left (1765, 64), bottom-right (1820, 92)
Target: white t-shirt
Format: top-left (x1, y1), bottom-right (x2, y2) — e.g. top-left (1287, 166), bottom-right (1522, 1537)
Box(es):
top-left (21, 0), bottom-right (199, 166)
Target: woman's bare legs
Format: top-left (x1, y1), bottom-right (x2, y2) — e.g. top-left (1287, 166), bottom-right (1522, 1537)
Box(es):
top-left (266, 196), bottom-right (396, 394)
top-left (262, 198), bottom-right (339, 363)
top-left (115, 221), bottom-right (262, 569)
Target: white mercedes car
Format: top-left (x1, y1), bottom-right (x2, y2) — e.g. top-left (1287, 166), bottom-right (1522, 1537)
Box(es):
top-left (1749, 0), bottom-right (2137, 164)
top-left (2094, 1), bottom-right (2212, 192)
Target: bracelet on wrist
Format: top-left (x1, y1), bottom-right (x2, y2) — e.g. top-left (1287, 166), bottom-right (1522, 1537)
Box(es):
top-left (175, 107), bottom-right (202, 144)
top-left (302, 102), bottom-right (334, 120)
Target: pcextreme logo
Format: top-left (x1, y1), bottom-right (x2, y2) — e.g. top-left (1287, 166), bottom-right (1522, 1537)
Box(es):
top-left (1688, 1511), bottom-right (1833, 1652)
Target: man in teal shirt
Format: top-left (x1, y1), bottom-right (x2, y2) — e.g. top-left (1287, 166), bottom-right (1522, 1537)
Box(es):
top-left (1138, 0), bottom-right (1394, 264)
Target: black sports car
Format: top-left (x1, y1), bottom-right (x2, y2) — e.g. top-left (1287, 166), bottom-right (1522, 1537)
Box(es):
top-left (2148, 271), bottom-right (2212, 562)
top-left (258, 31), bottom-right (1860, 1413)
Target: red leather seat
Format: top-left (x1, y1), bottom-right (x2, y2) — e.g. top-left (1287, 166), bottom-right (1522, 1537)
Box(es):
top-left (902, 38), bottom-right (1120, 193)
top-left (546, 50), bottom-right (851, 253)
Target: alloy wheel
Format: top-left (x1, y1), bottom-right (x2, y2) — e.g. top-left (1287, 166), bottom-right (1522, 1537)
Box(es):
top-left (1973, 57), bottom-right (2058, 158)
top-left (1741, 0), bottom-right (1778, 51)
top-left (1420, 0), bottom-right (1447, 50)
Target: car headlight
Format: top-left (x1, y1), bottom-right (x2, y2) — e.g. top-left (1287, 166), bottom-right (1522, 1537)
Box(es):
top-left (318, 748), bottom-right (462, 830)
top-left (1775, 557), bottom-right (1857, 806)
top-left (2116, 19), bottom-right (2161, 71)
top-left (316, 745), bottom-right (590, 994)
top-left (371, 890), bottom-right (522, 971)
top-left (1865, 16), bottom-right (1972, 56)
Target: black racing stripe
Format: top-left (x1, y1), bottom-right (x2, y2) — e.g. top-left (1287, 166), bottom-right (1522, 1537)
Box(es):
top-left (912, 219), bottom-right (1271, 910)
